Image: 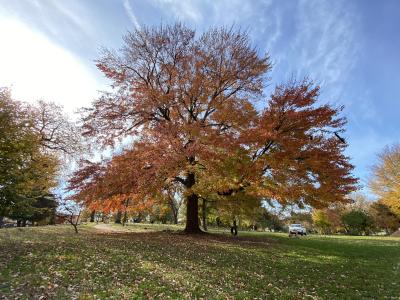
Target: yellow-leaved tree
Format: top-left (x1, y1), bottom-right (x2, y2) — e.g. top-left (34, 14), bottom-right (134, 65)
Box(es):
top-left (370, 144), bottom-right (400, 217)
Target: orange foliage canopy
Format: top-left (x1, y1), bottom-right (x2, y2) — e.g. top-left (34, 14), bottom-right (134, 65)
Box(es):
top-left (69, 24), bottom-right (357, 232)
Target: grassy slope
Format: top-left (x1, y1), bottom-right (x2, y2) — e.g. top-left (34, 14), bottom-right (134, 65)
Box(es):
top-left (0, 224), bottom-right (399, 299)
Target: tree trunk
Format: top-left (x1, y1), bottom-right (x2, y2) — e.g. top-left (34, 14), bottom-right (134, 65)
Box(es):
top-left (183, 170), bottom-right (203, 233)
top-left (184, 192), bottom-right (202, 233)
top-left (0, 216), bottom-right (4, 228)
top-left (169, 198), bottom-right (178, 224)
top-left (202, 198), bottom-right (207, 231)
top-left (122, 211), bottom-right (128, 226)
top-left (90, 210), bottom-right (95, 222)
top-left (115, 211), bottom-right (122, 224)
top-left (173, 212), bottom-right (178, 225)
top-left (231, 219), bottom-right (238, 236)
top-left (49, 210), bottom-right (56, 225)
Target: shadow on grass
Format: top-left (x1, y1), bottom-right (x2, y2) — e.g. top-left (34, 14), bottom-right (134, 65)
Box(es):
top-left (91, 229), bottom-right (400, 298)
top-left (1, 226), bottom-right (399, 299)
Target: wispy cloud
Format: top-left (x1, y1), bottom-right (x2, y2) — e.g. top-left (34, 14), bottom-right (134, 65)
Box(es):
top-left (122, 0), bottom-right (141, 29)
top-left (49, 1), bottom-right (96, 40)
top-left (150, 0), bottom-right (203, 23)
top-left (146, 0), bottom-right (281, 55)
top-left (290, 0), bottom-right (360, 102)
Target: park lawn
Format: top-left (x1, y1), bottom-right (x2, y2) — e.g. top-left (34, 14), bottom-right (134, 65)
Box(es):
top-left (0, 224), bottom-right (399, 299)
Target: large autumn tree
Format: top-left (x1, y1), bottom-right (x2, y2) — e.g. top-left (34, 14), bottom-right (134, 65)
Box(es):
top-left (78, 24), bottom-right (357, 233)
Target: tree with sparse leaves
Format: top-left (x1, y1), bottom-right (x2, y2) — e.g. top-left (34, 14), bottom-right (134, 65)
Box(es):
top-left (32, 100), bottom-right (83, 156)
top-left (59, 198), bottom-right (83, 234)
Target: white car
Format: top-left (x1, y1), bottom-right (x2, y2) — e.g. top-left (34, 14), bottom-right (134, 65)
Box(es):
top-left (288, 224), bottom-right (307, 236)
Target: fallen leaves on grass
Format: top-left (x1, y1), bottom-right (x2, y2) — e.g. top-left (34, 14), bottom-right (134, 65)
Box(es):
top-left (0, 225), bottom-right (399, 299)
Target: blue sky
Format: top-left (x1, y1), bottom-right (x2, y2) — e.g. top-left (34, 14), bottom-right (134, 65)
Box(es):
top-left (0, 0), bottom-right (399, 191)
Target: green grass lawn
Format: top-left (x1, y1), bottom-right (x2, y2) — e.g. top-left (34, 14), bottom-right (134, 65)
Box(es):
top-left (0, 224), bottom-right (399, 299)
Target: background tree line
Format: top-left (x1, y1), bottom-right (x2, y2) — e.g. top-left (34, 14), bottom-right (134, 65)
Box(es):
top-left (80, 190), bottom-right (399, 236)
top-left (312, 194), bottom-right (399, 235)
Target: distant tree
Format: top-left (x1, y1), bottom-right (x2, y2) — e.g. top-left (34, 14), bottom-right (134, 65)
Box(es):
top-left (6, 194), bottom-right (55, 227)
top-left (288, 211), bottom-right (313, 227)
top-left (75, 23), bottom-right (357, 233)
top-left (90, 210), bottom-right (96, 222)
top-left (151, 184), bottom-right (183, 225)
top-left (341, 210), bottom-right (374, 235)
top-left (165, 186), bottom-right (183, 225)
top-left (29, 193), bottom-right (58, 225)
top-left (114, 211), bottom-right (122, 224)
top-left (200, 197), bottom-right (208, 231)
top-left (259, 208), bottom-right (284, 231)
top-left (8, 193), bottom-right (59, 228)
top-left (312, 210), bottom-right (332, 234)
top-left (9, 197), bottom-right (35, 227)
top-left (312, 204), bottom-right (346, 234)
top-left (369, 144), bottom-right (400, 217)
top-left (369, 202), bottom-right (399, 234)
top-left (325, 205), bottom-right (345, 233)
top-left (349, 193), bottom-right (372, 211)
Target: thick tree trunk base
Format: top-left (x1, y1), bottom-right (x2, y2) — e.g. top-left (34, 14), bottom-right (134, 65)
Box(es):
top-left (90, 210), bottom-right (95, 222)
top-left (183, 226), bottom-right (206, 234)
top-left (185, 192), bottom-right (202, 234)
top-left (115, 211), bottom-right (122, 224)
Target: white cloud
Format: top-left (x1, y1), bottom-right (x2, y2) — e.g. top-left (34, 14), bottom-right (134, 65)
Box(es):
top-left (0, 18), bottom-right (105, 113)
top-left (50, 1), bottom-right (93, 35)
top-left (291, 0), bottom-right (360, 102)
top-left (122, 0), bottom-right (141, 29)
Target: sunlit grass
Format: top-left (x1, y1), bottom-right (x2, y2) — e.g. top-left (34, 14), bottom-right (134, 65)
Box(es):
top-left (0, 224), bottom-right (399, 299)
